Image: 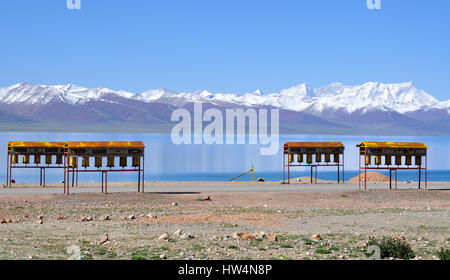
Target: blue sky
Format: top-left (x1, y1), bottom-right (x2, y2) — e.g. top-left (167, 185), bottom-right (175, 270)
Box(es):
top-left (1, 0), bottom-right (449, 100)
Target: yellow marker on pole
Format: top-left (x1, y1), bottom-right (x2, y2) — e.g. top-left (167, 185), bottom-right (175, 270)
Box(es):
top-left (252, 164), bottom-right (255, 182)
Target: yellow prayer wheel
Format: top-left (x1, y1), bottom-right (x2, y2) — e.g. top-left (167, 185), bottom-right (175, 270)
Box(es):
top-left (288, 154), bottom-right (294, 163)
top-left (107, 156), bottom-right (115, 168)
top-left (324, 154), bottom-right (331, 163)
top-left (405, 155), bottom-right (412, 166)
top-left (45, 155), bottom-right (52, 165)
top-left (385, 155), bottom-right (392, 166)
top-left (95, 156), bottom-right (102, 168)
top-left (69, 157), bottom-right (77, 168)
top-left (132, 156), bottom-right (140, 167)
top-left (120, 157), bottom-right (127, 167)
top-left (297, 154), bottom-right (303, 163)
top-left (375, 155), bottom-right (382, 165)
top-left (11, 154), bottom-right (19, 164)
top-left (395, 156), bottom-right (402, 166)
top-left (365, 155), bottom-right (371, 165)
top-left (334, 153), bottom-right (340, 163)
top-left (56, 155), bottom-right (63, 165)
top-left (307, 154), bottom-right (313, 164)
top-left (34, 155), bottom-right (41, 164)
top-left (316, 153), bottom-right (322, 163)
top-left (23, 155), bottom-right (30, 164)
top-left (415, 156), bottom-right (422, 166)
top-left (82, 157), bottom-right (90, 168)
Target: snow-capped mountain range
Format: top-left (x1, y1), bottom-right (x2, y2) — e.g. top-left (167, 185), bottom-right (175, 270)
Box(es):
top-left (0, 81), bottom-right (449, 134)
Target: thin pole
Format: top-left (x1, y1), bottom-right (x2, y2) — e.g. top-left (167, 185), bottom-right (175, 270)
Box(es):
top-left (364, 151), bottom-right (367, 191)
top-left (66, 152), bottom-right (70, 195)
top-left (287, 155), bottom-right (290, 184)
top-left (315, 166), bottom-right (317, 184)
top-left (337, 160), bottom-right (340, 183)
top-left (9, 152), bottom-right (12, 188)
top-left (252, 164), bottom-right (254, 182)
top-left (389, 169), bottom-right (392, 190)
top-left (43, 168), bottom-right (46, 188)
top-left (358, 150), bottom-right (361, 191)
top-left (105, 171), bottom-right (108, 194)
top-left (72, 167), bottom-right (75, 188)
top-left (418, 166), bottom-right (421, 190)
top-left (138, 168), bottom-right (140, 192)
top-left (142, 154), bottom-right (145, 193)
top-left (6, 150), bottom-right (9, 187)
top-left (283, 153), bottom-right (285, 183)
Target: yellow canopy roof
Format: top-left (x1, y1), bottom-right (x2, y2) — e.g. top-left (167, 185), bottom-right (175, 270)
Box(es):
top-left (360, 142), bottom-right (427, 149)
top-left (66, 141), bottom-right (145, 149)
top-left (8, 141), bottom-right (66, 148)
top-left (284, 142), bottom-right (344, 148)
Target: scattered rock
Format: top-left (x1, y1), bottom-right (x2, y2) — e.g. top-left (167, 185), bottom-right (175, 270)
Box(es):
top-left (180, 233), bottom-right (194, 239)
top-left (97, 233), bottom-right (109, 245)
top-left (158, 232), bottom-right (169, 240)
top-left (267, 233), bottom-right (278, 242)
top-left (128, 215), bottom-right (135, 220)
top-left (223, 235), bottom-right (232, 241)
top-left (395, 235), bottom-right (406, 241)
top-left (171, 202), bottom-right (178, 207)
top-left (159, 253), bottom-right (166, 259)
top-left (312, 234), bottom-right (322, 241)
top-left (99, 216), bottom-right (110, 221)
top-left (242, 233), bottom-right (255, 240)
top-left (146, 213), bottom-right (157, 219)
top-left (232, 232), bottom-right (243, 239)
top-left (119, 217), bottom-right (126, 221)
top-left (174, 229), bottom-right (183, 236)
top-left (37, 215), bottom-right (44, 220)
top-left (36, 220), bottom-right (43, 224)
top-left (56, 214), bottom-right (64, 220)
top-left (257, 177), bottom-right (265, 182)
top-left (0, 218), bottom-right (6, 224)
top-left (255, 231), bottom-right (266, 239)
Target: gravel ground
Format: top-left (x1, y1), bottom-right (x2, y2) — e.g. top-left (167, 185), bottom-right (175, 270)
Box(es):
top-left (0, 182), bottom-right (449, 260)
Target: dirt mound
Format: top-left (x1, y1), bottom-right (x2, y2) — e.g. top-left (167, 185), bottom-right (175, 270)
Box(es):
top-left (349, 172), bottom-right (390, 183)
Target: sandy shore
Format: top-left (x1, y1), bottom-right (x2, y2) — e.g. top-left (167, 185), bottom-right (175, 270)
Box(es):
top-left (1, 180), bottom-right (448, 196)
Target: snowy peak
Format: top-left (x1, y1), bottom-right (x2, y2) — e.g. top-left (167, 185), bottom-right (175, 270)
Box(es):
top-left (0, 81), bottom-right (447, 115)
top-left (310, 81), bottom-right (440, 113)
top-left (280, 83), bottom-right (316, 98)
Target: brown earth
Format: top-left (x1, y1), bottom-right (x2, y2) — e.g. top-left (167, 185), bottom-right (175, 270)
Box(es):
top-left (349, 172), bottom-right (390, 183)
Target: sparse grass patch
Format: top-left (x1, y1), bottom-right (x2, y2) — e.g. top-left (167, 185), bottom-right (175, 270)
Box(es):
top-left (436, 247), bottom-right (450, 260)
top-left (315, 248), bottom-right (331, 254)
top-left (365, 237), bottom-right (415, 260)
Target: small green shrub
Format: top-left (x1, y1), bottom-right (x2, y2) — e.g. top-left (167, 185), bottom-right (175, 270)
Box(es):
top-left (365, 237), bottom-right (415, 260)
top-left (436, 247), bottom-right (450, 260)
top-left (315, 248), bottom-right (331, 254)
